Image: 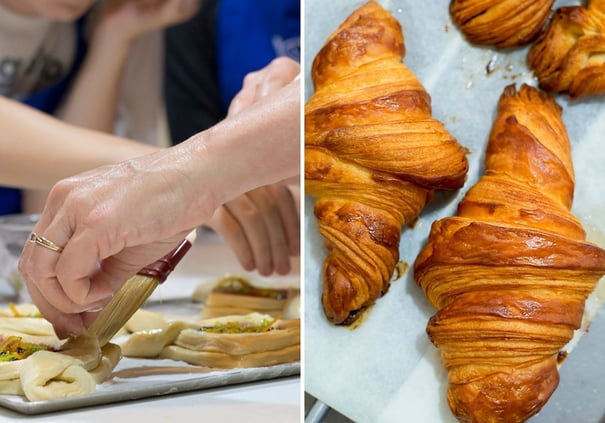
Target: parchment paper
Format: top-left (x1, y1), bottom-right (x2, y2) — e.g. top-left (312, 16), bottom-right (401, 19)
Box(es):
top-left (303, 1), bottom-right (605, 422)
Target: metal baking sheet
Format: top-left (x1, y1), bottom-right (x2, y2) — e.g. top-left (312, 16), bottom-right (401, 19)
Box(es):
top-left (0, 297), bottom-right (300, 415)
top-left (0, 360), bottom-right (299, 415)
top-left (304, 0), bottom-right (605, 422)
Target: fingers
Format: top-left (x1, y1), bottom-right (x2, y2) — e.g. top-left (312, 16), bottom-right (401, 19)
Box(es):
top-left (89, 236), bottom-right (187, 293)
top-left (20, 222), bottom-right (185, 337)
top-left (20, 201), bottom-right (112, 310)
top-left (23, 279), bottom-right (86, 339)
top-left (271, 184), bottom-right (300, 257)
top-left (18, 207), bottom-right (112, 338)
top-left (208, 209), bottom-right (255, 272)
top-left (20, 223), bottom-right (95, 339)
top-left (18, 174), bottom-right (170, 336)
top-left (155, 0), bottom-right (200, 26)
top-left (227, 190), bottom-right (290, 275)
top-left (228, 57), bottom-right (300, 116)
top-left (208, 184), bottom-right (300, 276)
top-left (100, 0), bottom-right (200, 40)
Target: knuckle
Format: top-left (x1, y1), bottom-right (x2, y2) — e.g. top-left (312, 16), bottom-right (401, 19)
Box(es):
top-left (269, 56), bottom-right (299, 76)
top-left (242, 71), bottom-right (260, 87)
top-left (270, 56), bottom-right (290, 71)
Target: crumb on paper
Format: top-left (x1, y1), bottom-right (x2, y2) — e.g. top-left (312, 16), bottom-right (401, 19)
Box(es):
top-left (486, 55), bottom-right (498, 75)
top-left (391, 261), bottom-right (409, 282)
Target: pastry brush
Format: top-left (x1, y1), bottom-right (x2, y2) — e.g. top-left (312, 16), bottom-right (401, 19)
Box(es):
top-left (88, 229), bottom-right (197, 346)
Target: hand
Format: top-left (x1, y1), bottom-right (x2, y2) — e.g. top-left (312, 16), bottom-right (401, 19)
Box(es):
top-left (18, 60), bottom-right (300, 339)
top-left (95, 0), bottom-right (200, 44)
top-left (206, 184), bottom-right (300, 276)
top-left (228, 57), bottom-right (301, 116)
top-left (208, 57), bottom-right (301, 275)
top-left (18, 150), bottom-right (210, 339)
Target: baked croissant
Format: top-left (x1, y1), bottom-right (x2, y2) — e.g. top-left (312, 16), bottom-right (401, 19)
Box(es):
top-left (528, 0), bottom-right (605, 99)
top-left (450, 0), bottom-right (554, 48)
top-left (414, 84), bottom-right (605, 423)
top-left (305, 0), bottom-right (469, 325)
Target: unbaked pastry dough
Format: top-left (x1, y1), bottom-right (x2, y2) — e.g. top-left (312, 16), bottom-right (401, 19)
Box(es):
top-left (20, 341), bottom-right (121, 402)
top-left (0, 305), bottom-right (121, 401)
top-left (194, 275), bottom-right (300, 319)
top-left (122, 312), bottom-right (300, 368)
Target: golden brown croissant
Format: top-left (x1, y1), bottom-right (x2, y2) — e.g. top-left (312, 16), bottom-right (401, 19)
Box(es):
top-left (528, 0), bottom-right (605, 99)
top-left (414, 83), bottom-right (605, 423)
top-left (450, 0), bottom-right (554, 48)
top-left (305, 0), bottom-right (469, 325)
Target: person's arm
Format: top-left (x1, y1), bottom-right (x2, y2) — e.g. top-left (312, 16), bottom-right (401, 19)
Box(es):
top-left (18, 72), bottom-right (300, 338)
top-left (58, 0), bottom-right (200, 131)
top-left (22, 0), bottom-right (200, 212)
top-left (204, 57), bottom-right (301, 276)
top-left (0, 96), bottom-right (157, 190)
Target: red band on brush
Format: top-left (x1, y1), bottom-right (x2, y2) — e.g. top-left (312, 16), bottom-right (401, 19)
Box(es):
top-left (137, 239), bottom-right (193, 283)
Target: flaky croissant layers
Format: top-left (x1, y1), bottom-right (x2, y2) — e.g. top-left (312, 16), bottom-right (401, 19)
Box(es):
top-left (305, 1), bottom-right (468, 325)
top-left (415, 84), bottom-right (605, 423)
top-left (450, 0), bottom-right (555, 48)
top-left (529, 0), bottom-right (605, 99)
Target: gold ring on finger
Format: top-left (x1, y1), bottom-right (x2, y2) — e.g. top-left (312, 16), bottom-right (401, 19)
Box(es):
top-left (28, 232), bottom-right (64, 253)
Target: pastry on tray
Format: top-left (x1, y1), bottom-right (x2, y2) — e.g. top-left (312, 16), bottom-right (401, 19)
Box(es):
top-left (449, 0), bottom-right (555, 48)
top-left (121, 312), bottom-right (300, 368)
top-left (193, 275), bottom-right (299, 319)
top-left (414, 84), bottom-right (605, 422)
top-left (528, 0), bottom-right (605, 99)
top-left (305, 0), bottom-right (468, 325)
top-left (0, 304), bottom-right (120, 402)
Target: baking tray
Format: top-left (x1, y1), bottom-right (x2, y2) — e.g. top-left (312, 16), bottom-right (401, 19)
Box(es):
top-left (0, 360), bottom-right (299, 415)
top-left (304, 0), bottom-right (605, 422)
top-left (0, 297), bottom-right (300, 415)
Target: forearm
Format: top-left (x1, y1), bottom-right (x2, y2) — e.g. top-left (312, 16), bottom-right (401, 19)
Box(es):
top-left (180, 78), bottom-right (301, 218)
top-left (0, 97), bottom-right (157, 189)
top-left (59, 0), bottom-right (201, 132)
top-left (58, 31), bottom-right (131, 131)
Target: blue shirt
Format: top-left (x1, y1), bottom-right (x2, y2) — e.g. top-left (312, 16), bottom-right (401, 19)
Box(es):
top-left (215, 0), bottom-right (300, 110)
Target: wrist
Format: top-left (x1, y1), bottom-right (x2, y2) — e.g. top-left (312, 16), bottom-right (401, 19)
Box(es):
top-left (162, 138), bottom-right (227, 228)
top-left (91, 18), bottom-right (136, 49)
top-left (168, 78), bottom-right (301, 227)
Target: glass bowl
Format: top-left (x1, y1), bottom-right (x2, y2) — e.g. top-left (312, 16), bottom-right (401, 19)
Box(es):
top-left (0, 213), bottom-right (39, 299)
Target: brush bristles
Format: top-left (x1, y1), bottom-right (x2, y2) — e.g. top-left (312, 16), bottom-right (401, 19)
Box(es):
top-left (88, 274), bottom-right (159, 346)
top-left (88, 230), bottom-right (196, 346)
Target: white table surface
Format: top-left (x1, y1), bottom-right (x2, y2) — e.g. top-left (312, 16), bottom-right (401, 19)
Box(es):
top-left (0, 228), bottom-right (301, 423)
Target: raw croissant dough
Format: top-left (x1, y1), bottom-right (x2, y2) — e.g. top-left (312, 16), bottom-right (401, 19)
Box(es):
top-left (305, 0), bottom-right (468, 325)
top-left (20, 339), bottom-right (120, 402)
top-left (121, 312), bottom-right (300, 368)
top-left (0, 306), bottom-right (121, 401)
top-left (414, 84), bottom-right (605, 423)
top-left (194, 275), bottom-right (299, 319)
